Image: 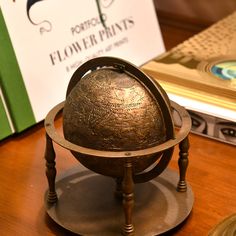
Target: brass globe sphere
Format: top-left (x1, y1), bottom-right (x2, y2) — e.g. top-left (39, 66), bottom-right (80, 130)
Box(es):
top-left (62, 57), bottom-right (174, 178)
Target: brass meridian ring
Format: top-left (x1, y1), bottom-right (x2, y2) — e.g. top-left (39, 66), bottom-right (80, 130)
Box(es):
top-left (44, 100), bottom-right (191, 159)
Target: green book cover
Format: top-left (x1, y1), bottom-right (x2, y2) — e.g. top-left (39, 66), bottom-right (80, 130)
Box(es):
top-left (0, 86), bottom-right (14, 140)
top-left (0, 8), bottom-right (36, 132)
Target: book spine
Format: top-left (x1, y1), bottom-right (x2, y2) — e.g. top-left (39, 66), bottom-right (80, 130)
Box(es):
top-left (0, 85), bottom-right (14, 140)
top-left (0, 8), bottom-right (36, 132)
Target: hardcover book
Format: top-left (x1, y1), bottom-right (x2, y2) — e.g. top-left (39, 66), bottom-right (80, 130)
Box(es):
top-left (0, 0), bottom-right (165, 140)
top-left (0, 85), bottom-right (14, 140)
top-left (142, 11), bottom-right (236, 145)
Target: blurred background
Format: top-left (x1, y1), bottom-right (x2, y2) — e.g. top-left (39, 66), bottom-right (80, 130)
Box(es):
top-left (154, 0), bottom-right (236, 30)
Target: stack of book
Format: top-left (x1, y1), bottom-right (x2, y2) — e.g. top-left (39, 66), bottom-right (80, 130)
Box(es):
top-left (142, 11), bottom-right (236, 145)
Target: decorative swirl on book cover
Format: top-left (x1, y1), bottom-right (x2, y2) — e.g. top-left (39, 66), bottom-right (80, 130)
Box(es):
top-left (26, 0), bottom-right (112, 34)
top-left (26, 0), bottom-right (52, 33)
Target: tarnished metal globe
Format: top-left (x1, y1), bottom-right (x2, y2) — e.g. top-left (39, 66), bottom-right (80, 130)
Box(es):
top-left (63, 63), bottom-right (172, 178)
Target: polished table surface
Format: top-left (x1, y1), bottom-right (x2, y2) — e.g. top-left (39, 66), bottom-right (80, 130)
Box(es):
top-left (0, 22), bottom-right (236, 236)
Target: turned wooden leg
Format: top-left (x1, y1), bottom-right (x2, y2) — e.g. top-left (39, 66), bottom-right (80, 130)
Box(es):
top-left (45, 133), bottom-right (58, 204)
top-left (115, 177), bottom-right (123, 200)
top-left (177, 136), bottom-right (189, 192)
top-left (122, 158), bottom-right (135, 236)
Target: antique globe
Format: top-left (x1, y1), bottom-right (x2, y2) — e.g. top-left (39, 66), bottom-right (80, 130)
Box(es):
top-left (62, 57), bottom-right (174, 179)
top-left (44, 57), bottom-right (193, 236)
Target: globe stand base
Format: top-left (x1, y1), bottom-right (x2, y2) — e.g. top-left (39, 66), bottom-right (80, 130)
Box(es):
top-left (45, 166), bottom-right (194, 236)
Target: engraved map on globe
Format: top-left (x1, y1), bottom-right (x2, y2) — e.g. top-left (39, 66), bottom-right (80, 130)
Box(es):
top-left (63, 68), bottom-right (167, 151)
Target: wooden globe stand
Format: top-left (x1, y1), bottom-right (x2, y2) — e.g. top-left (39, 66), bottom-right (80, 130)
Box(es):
top-left (44, 100), bottom-right (193, 236)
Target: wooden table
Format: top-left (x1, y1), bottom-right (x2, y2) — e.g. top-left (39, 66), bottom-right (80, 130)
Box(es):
top-left (0, 22), bottom-right (235, 236)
